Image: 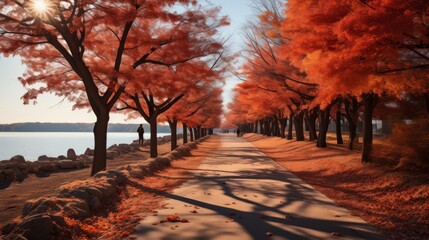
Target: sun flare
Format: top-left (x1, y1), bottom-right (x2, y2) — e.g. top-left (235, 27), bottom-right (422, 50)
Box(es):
top-left (34, 0), bottom-right (48, 12)
top-left (29, 0), bottom-right (55, 19)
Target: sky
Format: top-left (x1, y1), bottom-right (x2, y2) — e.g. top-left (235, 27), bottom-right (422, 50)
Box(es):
top-left (0, 0), bottom-right (253, 124)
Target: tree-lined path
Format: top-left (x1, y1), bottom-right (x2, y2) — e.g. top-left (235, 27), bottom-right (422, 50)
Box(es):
top-left (130, 134), bottom-right (383, 240)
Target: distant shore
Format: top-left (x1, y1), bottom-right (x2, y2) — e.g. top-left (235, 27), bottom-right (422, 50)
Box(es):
top-left (0, 122), bottom-right (180, 133)
top-left (0, 132), bottom-right (173, 161)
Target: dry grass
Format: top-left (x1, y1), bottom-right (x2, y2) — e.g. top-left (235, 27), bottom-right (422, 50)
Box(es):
top-left (245, 133), bottom-right (429, 240)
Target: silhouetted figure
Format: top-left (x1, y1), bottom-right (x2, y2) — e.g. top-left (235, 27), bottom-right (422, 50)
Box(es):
top-left (137, 124), bottom-right (145, 146)
top-left (237, 128), bottom-right (240, 137)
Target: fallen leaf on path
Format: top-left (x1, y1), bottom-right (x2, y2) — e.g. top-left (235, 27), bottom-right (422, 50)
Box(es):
top-left (181, 219), bottom-right (189, 223)
top-left (331, 232), bottom-right (343, 237)
top-left (190, 210), bottom-right (198, 214)
top-left (166, 215), bottom-right (181, 222)
top-left (170, 227), bottom-right (175, 230)
top-left (266, 232), bottom-right (273, 237)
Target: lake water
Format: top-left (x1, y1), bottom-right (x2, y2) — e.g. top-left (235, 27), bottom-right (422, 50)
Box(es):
top-left (0, 132), bottom-right (169, 161)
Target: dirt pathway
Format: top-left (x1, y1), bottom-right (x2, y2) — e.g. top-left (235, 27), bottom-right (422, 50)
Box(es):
top-left (130, 134), bottom-right (384, 240)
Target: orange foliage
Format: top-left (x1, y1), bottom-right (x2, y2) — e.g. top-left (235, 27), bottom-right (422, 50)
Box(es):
top-left (0, 0), bottom-right (229, 172)
top-left (280, 0), bottom-right (429, 106)
top-left (227, 0), bottom-right (429, 127)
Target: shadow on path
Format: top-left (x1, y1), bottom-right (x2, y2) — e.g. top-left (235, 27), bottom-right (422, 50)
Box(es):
top-left (131, 134), bottom-right (385, 240)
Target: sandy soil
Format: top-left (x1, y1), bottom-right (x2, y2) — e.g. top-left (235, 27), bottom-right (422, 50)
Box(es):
top-left (244, 133), bottom-right (429, 240)
top-left (0, 139), bottom-right (182, 226)
top-left (66, 136), bottom-right (219, 239)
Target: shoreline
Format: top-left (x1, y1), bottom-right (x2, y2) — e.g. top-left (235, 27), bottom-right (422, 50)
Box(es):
top-left (0, 137), bottom-right (183, 226)
top-left (0, 134), bottom-right (182, 189)
top-left (0, 132), bottom-right (175, 161)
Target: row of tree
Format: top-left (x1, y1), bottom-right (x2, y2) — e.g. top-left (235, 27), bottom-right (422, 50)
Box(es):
top-left (225, 0), bottom-right (429, 163)
top-left (0, 0), bottom-right (228, 175)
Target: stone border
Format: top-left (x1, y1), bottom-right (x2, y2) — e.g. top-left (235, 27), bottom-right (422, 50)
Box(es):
top-left (0, 134), bottom-right (183, 189)
top-left (1, 136), bottom-right (209, 239)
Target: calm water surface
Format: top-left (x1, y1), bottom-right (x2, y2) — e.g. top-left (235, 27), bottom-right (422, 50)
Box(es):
top-left (0, 132), bottom-right (168, 161)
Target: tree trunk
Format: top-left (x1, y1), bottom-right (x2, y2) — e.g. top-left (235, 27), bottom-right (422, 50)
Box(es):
top-left (259, 119), bottom-right (264, 134)
top-left (195, 127), bottom-right (200, 140)
top-left (273, 116), bottom-right (281, 137)
top-left (425, 93), bottom-right (429, 117)
top-left (316, 104), bottom-right (333, 148)
top-left (183, 123), bottom-right (188, 144)
top-left (264, 118), bottom-right (271, 136)
top-left (348, 122), bottom-right (357, 150)
top-left (336, 110), bottom-right (344, 144)
top-left (280, 118), bottom-right (287, 138)
top-left (304, 109), bottom-right (318, 141)
top-left (168, 120), bottom-right (178, 151)
top-left (344, 97), bottom-right (359, 150)
top-left (287, 113), bottom-right (294, 140)
top-left (254, 121), bottom-right (258, 133)
top-left (91, 113), bottom-right (109, 176)
top-left (190, 127), bottom-right (194, 142)
top-left (362, 93), bottom-right (379, 163)
top-left (149, 116), bottom-right (158, 158)
top-left (294, 112), bottom-right (305, 141)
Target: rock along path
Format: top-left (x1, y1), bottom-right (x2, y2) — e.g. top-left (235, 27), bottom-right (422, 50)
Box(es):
top-left (130, 134), bottom-right (384, 240)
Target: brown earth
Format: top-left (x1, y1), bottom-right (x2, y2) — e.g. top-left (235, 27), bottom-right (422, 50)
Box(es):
top-left (244, 133), bottom-right (429, 240)
top-left (0, 139), bottom-right (182, 226)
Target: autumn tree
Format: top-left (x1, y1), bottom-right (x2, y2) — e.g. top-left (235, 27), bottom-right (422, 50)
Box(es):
top-left (120, 57), bottom-right (225, 157)
top-left (161, 86), bottom-right (224, 150)
top-left (0, 0), bottom-right (225, 175)
top-left (227, 0), bottom-right (316, 140)
top-left (183, 89), bottom-right (223, 140)
top-left (280, 0), bottom-right (429, 161)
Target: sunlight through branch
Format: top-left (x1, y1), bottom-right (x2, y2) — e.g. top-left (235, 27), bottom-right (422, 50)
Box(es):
top-left (29, 0), bottom-right (55, 20)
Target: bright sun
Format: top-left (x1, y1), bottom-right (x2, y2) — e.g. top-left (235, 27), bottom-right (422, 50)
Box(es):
top-left (29, 0), bottom-right (54, 19)
top-left (33, 0), bottom-right (48, 12)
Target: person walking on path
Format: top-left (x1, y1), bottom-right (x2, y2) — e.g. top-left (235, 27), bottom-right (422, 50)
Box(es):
top-left (237, 128), bottom-right (240, 137)
top-left (137, 124), bottom-right (145, 146)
